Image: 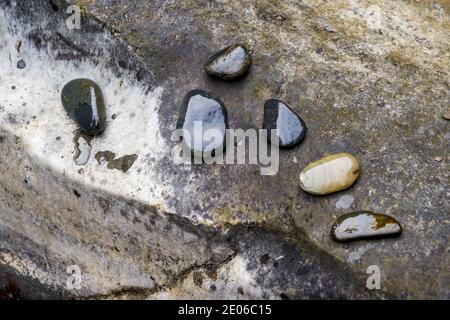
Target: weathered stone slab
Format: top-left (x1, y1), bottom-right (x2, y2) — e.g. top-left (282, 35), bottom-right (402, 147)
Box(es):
top-left (1, 0), bottom-right (449, 299)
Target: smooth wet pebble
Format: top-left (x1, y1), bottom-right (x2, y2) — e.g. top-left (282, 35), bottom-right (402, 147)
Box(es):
top-left (299, 153), bottom-right (360, 195)
top-left (61, 78), bottom-right (106, 135)
top-left (331, 211), bottom-right (402, 242)
top-left (204, 44), bottom-right (252, 81)
top-left (17, 59), bottom-right (26, 69)
top-left (177, 90), bottom-right (227, 158)
top-left (263, 99), bottom-right (306, 148)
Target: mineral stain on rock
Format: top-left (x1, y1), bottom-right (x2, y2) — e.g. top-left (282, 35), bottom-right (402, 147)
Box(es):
top-left (176, 90), bottom-right (227, 158)
top-left (73, 129), bottom-right (93, 166)
top-left (331, 211), bottom-right (402, 242)
top-left (94, 151), bottom-right (138, 173)
top-left (204, 44), bottom-right (252, 81)
top-left (61, 79), bottom-right (106, 135)
top-left (263, 99), bottom-right (306, 148)
top-left (299, 153), bottom-right (360, 195)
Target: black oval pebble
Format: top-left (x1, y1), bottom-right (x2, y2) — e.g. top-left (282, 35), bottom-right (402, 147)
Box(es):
top-left (177, 90), bottom-right (228, 158)
top-left (263, 99), bottom-right (307, 148)
top-left (61, 78), bottom-right (106, 135)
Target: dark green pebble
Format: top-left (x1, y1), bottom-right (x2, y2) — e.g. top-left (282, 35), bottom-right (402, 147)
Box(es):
top-left (61, 78), bottom-right (106, 135)
top-left (204, 44), bottom-right (252, 81)
top-left (263, 99), bottom-right (307, 148)
top-left (331, 211), bottom-right (402, 242)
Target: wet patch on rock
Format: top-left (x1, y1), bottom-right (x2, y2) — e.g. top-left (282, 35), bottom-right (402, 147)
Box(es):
top-left (204, 44), bottom-right (252, 81)
top-left (263, 99), bottom-right (306, 148)
top-left (335, 195), bottom-right (355, 210)
top-left (299, 153), bottom-right (360, 195)
top-left (95, 151), bottom-right (138, 173)
top-left (331, 211), bottom-right (402, 242)
top-left (176, 90), bottom-right (227, 159)
top-left (73, 129), bottom-right (93, 166)
top-left (61, 78), bottom-right (106, 135)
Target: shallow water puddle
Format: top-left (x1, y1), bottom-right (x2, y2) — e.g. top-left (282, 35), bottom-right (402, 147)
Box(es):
top-left (73, 130), bottom-right (93, 165)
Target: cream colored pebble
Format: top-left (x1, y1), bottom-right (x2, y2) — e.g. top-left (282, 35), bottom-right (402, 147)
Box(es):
top-left (299, 153), bottom-right (360, 195)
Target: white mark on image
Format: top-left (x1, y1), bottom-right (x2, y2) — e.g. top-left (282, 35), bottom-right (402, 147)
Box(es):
top-left (90, 86), bottom-right (99, 126)
top-left (366, 265), bottom-right (381, 290)
top-left (66, 5), bottom-right (81, 30)
top-left (66, 264), bottom-right (82, 290)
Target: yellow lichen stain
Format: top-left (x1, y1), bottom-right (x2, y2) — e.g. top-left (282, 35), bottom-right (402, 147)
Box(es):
top-left (372, 214), bottom-right (397, 231)
top-left (213, 205), bottom-right (267, 228)
top-left (385, 50), bottom-right (418, 69)
top-left (254, 84), bottom-right (272, 101)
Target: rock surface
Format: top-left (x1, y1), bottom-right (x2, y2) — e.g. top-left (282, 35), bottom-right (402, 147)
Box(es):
top-left (0, 0), bottom-right (449, 299)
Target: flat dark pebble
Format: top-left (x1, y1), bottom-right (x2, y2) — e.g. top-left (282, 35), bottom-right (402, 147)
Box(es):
top-left (61, 78), bottom-right (106, 135)
top-left (204, 44), bottom-right (252, 81)
top-left (331, 211), bottom-right (402, 242)
top-left (17, 60), bottom-right (26, 69)
top-left (177, 90), bottom-right (227, 158)
top-left (263, 99), bottom-right (307, 148)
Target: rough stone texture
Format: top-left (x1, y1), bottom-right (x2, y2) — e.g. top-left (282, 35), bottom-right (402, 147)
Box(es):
top-left (0, 0), bottom-right (448, 299)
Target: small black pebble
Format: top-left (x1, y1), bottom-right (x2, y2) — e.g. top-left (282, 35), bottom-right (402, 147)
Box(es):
top-left (260, 253), bottom-right (270, 264)
top-left (61, 78), bottom-right (107, 135)
top-left (204, 44), bottom-right (252, 81)
top-left (17, 60), bottom-right (26, 69)
top-left (177, 90), bottom-right (228, 158)
top-left (210, 284), bottom-right (217, 291)
top-left (263, 99), bottom-right (307, 148)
